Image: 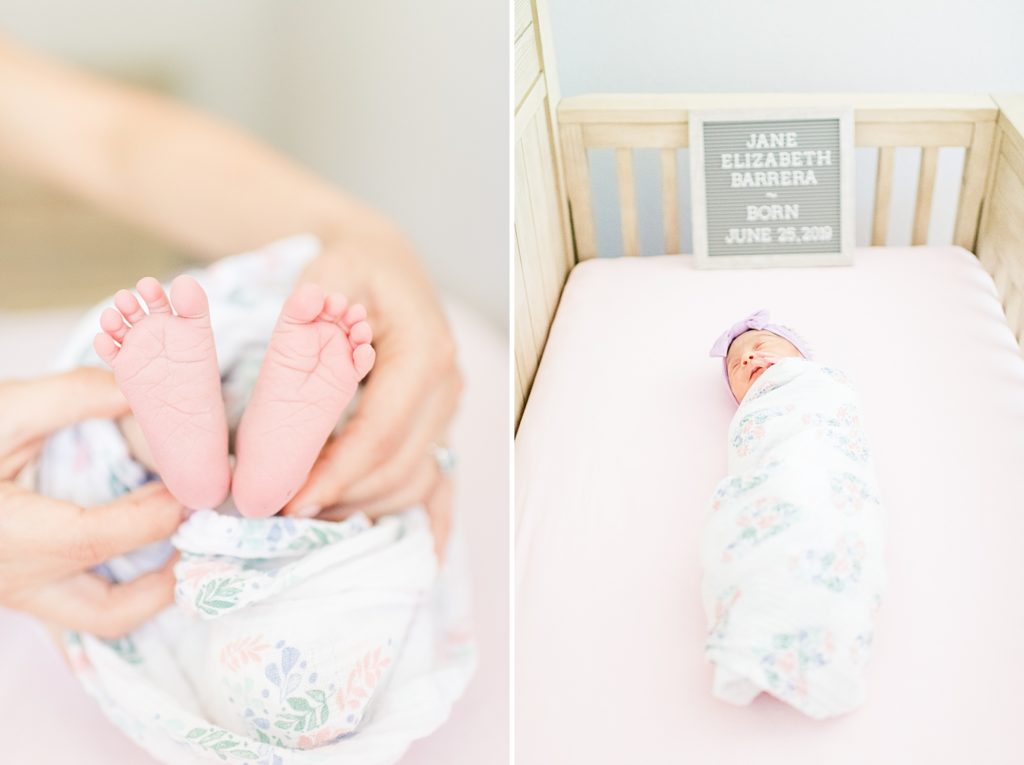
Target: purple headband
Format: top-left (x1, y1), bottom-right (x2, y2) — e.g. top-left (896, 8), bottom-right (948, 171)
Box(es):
top-left (709, 308), bottom-right (813, 402)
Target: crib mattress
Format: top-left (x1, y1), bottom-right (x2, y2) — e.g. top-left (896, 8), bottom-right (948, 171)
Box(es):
top-left (515, 246), bottom-right (1024, 764)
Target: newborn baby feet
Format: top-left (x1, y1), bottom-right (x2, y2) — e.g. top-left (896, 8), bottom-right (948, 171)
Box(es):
top-left (232, 284), bottom-right (375, 518)
top-left (94, 277), bottom-right (373, 517)
top-left (94, 276), bottom-right (230, 509)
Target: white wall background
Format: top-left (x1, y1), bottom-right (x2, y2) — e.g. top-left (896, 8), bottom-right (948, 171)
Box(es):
top-left (0, 1), bottom-right (509, 329)
top-left (549, 0), bottom-right (1024, 257)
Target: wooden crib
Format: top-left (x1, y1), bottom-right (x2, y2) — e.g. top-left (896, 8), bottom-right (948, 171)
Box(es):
top-left (514, 0), bottom-right (1024, 426)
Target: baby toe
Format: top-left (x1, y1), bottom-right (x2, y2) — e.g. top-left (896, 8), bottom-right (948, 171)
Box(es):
top-left (342, 303), bottom-right (367, 329)
top-left (282, 282), bottom-right (326, 324)
top-left (321, 292), bottom-right (349, 323)
top-left (137, 277), bottom-right (171, 314)
top-left (348, 320), bottom-right (373, 345)
top-left (169, 275), bottom-right (210, 319)
top-left (93, 332), bottom-right (120, 366)
top-left (114, 289), bottom-right (146, 324)
top-left (352, 343), bottom-right (376, 380)
top-left (100, 307), bottom-right (130, 343)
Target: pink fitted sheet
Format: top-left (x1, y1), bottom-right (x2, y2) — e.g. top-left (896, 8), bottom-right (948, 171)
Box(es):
top-left (515, 246), bottom-right (1024, 764)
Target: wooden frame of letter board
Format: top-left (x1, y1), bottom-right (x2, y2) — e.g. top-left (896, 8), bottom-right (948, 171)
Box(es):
top-left (689, 107), bottom-right (855, 269)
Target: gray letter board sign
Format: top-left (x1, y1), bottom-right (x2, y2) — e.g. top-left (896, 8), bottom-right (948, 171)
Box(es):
top-left (689, 108), bottom-right (854, 268)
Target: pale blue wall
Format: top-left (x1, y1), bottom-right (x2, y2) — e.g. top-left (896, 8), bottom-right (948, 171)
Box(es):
top-left (549, 0), bottom-right (1024, 256)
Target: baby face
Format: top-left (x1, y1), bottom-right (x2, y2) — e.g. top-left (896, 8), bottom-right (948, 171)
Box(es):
top-left (726, 329), bottom-right (803, 402)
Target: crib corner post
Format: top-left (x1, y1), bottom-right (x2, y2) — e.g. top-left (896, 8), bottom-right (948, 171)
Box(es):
top-left (560, 121), bottom-right (598, 261)
top-left (954, 116), bottom-right (998, 253)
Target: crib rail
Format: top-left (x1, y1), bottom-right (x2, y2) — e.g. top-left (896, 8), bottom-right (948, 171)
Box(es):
top-left (976, 95), bottom-right (1024, 344)
top-left (558, 94), bottom-right (998, 260)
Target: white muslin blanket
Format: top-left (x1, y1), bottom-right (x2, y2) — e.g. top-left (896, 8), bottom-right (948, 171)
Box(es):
top-left (701, 356), bottom-right (884, 719)
top-left (34, 235), bottom-right (477, 764)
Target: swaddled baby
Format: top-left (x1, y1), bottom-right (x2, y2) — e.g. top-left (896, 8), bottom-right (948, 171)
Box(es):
top-left (35, 236), bottom-right (475, 765)
top-left (701, 308), bottom-right (884, 719)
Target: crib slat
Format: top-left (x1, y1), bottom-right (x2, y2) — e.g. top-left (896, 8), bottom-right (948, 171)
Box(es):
top-left (661, 149), bottom-right (680, 254)
top-left (561, 124), bottom-right (598, 260)
top-left (954, 120), bottom-right (997, 250)
top-left (617, 148), bottom-right (640, 257)
top-left (871, 148), bottom-right (895, 246)
top-left (911, 147), bottom-right (939, 246)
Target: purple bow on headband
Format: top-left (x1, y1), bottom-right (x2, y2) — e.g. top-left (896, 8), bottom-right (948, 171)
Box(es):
top-left (709, 308), bottom-right (812, 402)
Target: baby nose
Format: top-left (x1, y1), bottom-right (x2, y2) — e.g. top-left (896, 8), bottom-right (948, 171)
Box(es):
top-left (742, 354), bottom-right (754, 365)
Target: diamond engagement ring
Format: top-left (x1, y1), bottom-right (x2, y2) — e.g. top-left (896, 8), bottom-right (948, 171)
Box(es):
top-left (429, 442), bottom-right (457, 474)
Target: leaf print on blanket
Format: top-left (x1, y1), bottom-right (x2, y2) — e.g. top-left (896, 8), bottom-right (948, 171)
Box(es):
top-left (284, 523), bottom-right (358, 554)
top-left (819, 366), bottom-right (853, 387)
top-left (745, 379), bottom-right (784, 402)
top-left (296, 727), bottom-right (352, 750)
top-left (175, 558), bottom-right (238, 613)
top-left (731, 407), bottom-right (793, 457)
top-left (66, 632), bottom-right (95, 675)
top-left (183, 727), bottom-right (259, 760)
top-left (829, 471), bottom-right (881, 515)
top-left (801, 405), bottom-right (870, 462)
top-left (220, 635), bottom-right (272, 672)
top-left (238, 515), bottom-right (362, 555)
top-left (710, 460), bottom-right (781, 511)
top-left (276, 689), bottom-right (332, 734)
top-left (789, 533), bottom-right (866, 593)
top-left (723, 497), bottom-right (801, 562)
top-left (264, 642), bottom-right (305, 703)
top-left (335, 645), bottom-right (394, 729)
top-left (194, 575), bottom-right (246, 616)
top-left (760, 628), bottom-right (835, 703)
top-left (101, 634), bottom-right (144, 665)
top-left (708, 586), bottom-right (742, 640)
top-left (850, 631), bottom-right (873, 668)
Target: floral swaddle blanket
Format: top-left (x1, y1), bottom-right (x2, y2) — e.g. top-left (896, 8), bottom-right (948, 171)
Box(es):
top-left (34, 235), bottom-right (477, 764)
top-left (701, 356), bottom-right (884, 719)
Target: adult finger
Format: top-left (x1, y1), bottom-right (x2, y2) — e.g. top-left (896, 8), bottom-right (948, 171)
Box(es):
top-left (46, 482), bottom-right (185, 572)
top-left (328, 373), bottom-right (460, 507)
top-left (0, 369), bottom-right (126, 463)
top-left (424, 474), bottom-right (453, 562)
top-left (0, 435), bottom-right (45, 480)
top-left (26, 553), bottom-right (178, 639)
top-left (315, 470), bottom-right (452, 560)
top-left (31, 368), bottom-right (128, 436)
top-left (331, 457), bottom-right (438, 520)
top-left (282, 346), bottom-right (435, 516)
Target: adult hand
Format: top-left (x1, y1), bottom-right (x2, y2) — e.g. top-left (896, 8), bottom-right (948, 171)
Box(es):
top-left (0, 481), bottom-right (184, 638)
top-left (0, 367), bottom-right (129, 477)
top-left (0, 367), bottom-right (184, 638)
top-left (281, 216), bottom-right (461, 557)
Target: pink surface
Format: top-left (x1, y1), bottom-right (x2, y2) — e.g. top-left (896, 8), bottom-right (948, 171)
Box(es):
top-left (515, 247), bottom-right (1024, 765)
top-left (0, 300), bottom-right (508, 764)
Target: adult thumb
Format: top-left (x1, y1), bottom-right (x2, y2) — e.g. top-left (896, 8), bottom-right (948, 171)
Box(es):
top-left (69, 482), bottom-right (186, 568)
